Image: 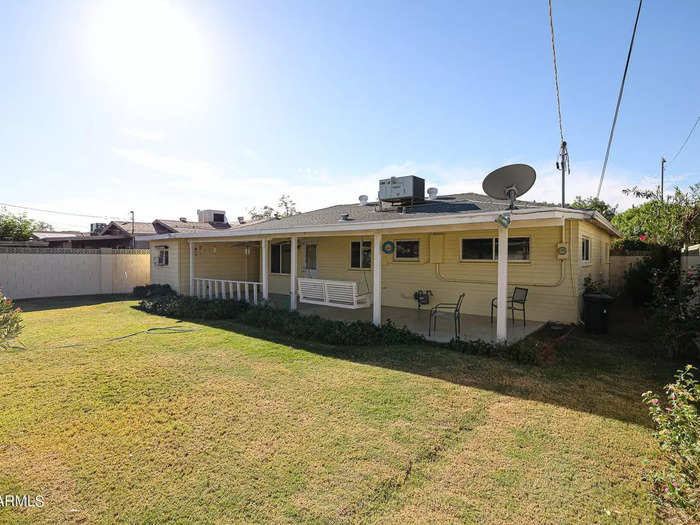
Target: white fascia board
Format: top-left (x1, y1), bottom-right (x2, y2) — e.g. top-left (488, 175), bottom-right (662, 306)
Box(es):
top-left (140, 207), bottom-right (603, 241)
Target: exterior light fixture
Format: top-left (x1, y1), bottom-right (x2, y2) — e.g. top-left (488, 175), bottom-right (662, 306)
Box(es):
top-left (495, 213), bottom-right (511, 228)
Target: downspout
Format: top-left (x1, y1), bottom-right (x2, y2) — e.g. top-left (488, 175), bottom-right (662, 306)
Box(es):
top-left (434, 219), bottom-right (569, 288)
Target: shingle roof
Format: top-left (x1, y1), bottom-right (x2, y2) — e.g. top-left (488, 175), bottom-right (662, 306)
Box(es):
top-left (154, 218), bottom-right (270, 234)
top-left (245, 193), bottom-right (557, 231)
top-left (103, 221), bottom-right (157, 236)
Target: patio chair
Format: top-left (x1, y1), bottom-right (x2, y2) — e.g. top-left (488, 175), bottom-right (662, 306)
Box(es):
top-left (428, 293), bottom-right (465, 340)
top-left (491, 287), bottom-right (528, 327)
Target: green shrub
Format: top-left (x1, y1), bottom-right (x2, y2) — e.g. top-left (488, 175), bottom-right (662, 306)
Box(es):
top-left (623, 246), bottom-right (679, 306)
top-left (0, 289), bottom-right (23, 349)
top-left (642, 365), bottom-right (700, 521)
top-left (132, 284), bottom-right (176, 299)
top-left (647, 263), bottom-right (700, 359)
top-left (137, 295), bottom-right (424, 347)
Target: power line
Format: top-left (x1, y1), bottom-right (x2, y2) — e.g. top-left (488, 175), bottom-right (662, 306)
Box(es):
top-left (0, 202), bottom-right (128, 221)
top-left (548, 0), bottom-right (564, 144)
top-left (548, 0), bottom-right (569, 207)
top-left (596, 0), bottom-right (643, 198)
top-left (668, 115), bottom-right (700, 164)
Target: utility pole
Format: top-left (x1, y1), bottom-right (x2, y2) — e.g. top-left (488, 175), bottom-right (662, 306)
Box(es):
top-left (660, 157), bottom-right (666, 199)
top-left (556, 141), bottom-right (569, 207)
top-left (130, 210), bottom-right (135, 249)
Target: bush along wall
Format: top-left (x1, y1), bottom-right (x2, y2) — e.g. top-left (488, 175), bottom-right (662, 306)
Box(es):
top-left (136, 294), bottom-right (553, 362)
top-left (136, 294), bottom-right (425, 347)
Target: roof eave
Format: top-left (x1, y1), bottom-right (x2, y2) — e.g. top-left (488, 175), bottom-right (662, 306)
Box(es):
top-left (142, 207), bottom-right (603, 241)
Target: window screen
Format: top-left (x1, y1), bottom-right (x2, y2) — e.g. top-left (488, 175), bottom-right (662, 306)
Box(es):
top-left (351, 241), bottom-right (371, 269)
top-left (495, 237), bottom-right (530, 260)
top-left (395, 240), bottom-right (420, 259)
top-left (461, 238), bottom-right (493, 260)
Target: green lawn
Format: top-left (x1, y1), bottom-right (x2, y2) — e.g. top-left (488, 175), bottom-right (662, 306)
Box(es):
top-left (0, 297), bottom-right (675, 523)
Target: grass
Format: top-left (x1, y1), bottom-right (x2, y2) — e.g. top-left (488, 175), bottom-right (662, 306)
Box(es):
top-left (0, 296), bottom-right (678, 523)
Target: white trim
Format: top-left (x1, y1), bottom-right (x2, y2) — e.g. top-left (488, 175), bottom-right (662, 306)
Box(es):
top-left (496, 225), bottom-right (508, 342)
top-left (373, 233), bottom-right (382, 326)
top-left (581, 236), bottom-right (591, 264)
top-left (141, 208), bottom-right (620, 242)
top-left (290, 236), bottom-right (297, 311)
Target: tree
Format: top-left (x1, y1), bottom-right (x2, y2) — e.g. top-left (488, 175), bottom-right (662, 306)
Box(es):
top-left (0, 208), bottom-right (54, 240)
top-left (612, 184), bottom-right (699, 251)
top-left (248, 195), bottom-right (299, 220)
top-left (570, 195), bottom-right (618, 221)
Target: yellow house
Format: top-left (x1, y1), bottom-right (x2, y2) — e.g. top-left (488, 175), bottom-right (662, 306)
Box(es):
top-left (144, 191), bottom-right (619, 343)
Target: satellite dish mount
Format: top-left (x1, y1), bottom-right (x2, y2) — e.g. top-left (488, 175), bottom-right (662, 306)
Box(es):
top-left (482, 164), bottom-right (536, 211)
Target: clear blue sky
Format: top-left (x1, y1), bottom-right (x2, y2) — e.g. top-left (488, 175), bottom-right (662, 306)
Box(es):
top-left (1, 0), bottom-right (698, 230)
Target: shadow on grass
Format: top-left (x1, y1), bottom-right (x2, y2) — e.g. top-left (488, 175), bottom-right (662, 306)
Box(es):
top-left (15, 294), bottom-right (134, 312)
top-left (148, 305), bottom-right (680, 428)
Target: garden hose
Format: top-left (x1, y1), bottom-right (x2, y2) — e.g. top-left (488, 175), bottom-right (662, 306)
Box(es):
top-left (7, 325), bottom-right (198, 351)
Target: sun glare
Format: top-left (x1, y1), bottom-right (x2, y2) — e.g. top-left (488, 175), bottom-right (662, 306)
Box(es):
top-left (88, 0), bottom-right (210, 108)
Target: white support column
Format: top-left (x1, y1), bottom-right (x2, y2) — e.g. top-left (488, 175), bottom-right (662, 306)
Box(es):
top-left (373, 233), bottom-right (382, 326)
top-left (496, 224), bottom-right (508, 342)
top-left (261, 239), bottom-right (269, 300)
top-left (290, 236), bottom-right (298, 310)
top-left (189, 242), bottom-right (195, 296)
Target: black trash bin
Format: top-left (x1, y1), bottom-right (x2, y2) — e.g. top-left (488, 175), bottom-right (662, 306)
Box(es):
top-left (583, 293), bottom-right (614, 334)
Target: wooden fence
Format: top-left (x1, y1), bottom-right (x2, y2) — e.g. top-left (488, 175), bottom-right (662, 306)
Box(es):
top-left (0, 248), bottom-right (150, 299)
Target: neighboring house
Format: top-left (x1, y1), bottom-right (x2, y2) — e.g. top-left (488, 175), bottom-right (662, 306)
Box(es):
top-left (143, 178), bottom-right (620, 341)
top-left (33, 222), bottom-right (157, 249)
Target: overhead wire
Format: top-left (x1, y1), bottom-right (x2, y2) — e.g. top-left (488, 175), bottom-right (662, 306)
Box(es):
top-left (668, 115), bottom-right (700, 164)
top-left (0, 201), bottom-right (130, 221)
top-left (548, 0), bottom-right (564, 144)
top-left (596, 0), bottom-right (643, 198)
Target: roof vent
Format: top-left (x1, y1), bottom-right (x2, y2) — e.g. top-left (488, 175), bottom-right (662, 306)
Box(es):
top-left (358, 195), bottom-right (368, 206)
top-left (179, 217), bottom-right (188, 222)
top-left (338, 213), bottom-right (350, 221)
top-left (427, 187), bottom-right (438, 200)
top-left (237, 216), bottom-right (245, 224)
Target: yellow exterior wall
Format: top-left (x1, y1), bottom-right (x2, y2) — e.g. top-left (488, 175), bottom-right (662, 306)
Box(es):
top-left (152, 218), bottom-right (615, 324)
top-left (573, 220), bottom-right (614, 319)
top-left (150, 241), bottom-right (180, 292)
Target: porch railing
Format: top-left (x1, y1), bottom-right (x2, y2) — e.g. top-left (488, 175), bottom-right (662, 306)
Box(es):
top-left (192, 278), bottom-right (260, 304)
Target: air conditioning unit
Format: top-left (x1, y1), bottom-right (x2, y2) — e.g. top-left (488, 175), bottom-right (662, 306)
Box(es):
top-left (90, 222), bottom-right (107, 235)
top-left (378, 175), bottom-right (425, 203)
top-left (197, 209), bottom-right (227, 223)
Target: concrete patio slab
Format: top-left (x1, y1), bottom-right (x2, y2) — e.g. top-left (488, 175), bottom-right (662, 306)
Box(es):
top-left (268, 294), bottom-right (543, 344)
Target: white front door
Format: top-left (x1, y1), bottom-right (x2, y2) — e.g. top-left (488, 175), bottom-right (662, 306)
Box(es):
top-left (303, 243), bottom-right (318, 278)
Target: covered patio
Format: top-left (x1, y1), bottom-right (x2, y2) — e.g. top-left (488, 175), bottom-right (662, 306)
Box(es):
top-left (185, 229), bottom-right (546, 345)
top-left (267, 293), bottom-right (543, 344)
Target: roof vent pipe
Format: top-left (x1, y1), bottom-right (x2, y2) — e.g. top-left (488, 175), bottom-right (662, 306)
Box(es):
top-left (237, 216), bottom-right (245, 224)
top-left (338, 213), bottom-right (350, 221)
top-left (358, 195), bottom-right (368, 206)
top-left (427, 187), bottom-right (438, 200)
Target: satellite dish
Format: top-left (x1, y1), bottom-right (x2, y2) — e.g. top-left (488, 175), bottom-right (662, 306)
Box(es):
top-left (482, 164), bottom-right (536, 209)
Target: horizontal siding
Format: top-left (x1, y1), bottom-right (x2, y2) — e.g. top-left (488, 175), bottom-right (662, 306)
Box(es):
top-left (157, 220), bottom-right (616, 324)
top-left (150, 241), bottom-right (180, 292)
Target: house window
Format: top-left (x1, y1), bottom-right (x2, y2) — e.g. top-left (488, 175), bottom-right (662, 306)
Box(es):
top-left (156, 246), bottom-right (169, 266)
top-left (461, 238), bottom-right (494, 260)
top-left (461, 238), bottom-right (530, 261)
top-left (350, 240), bottom-right (371, 269)
top-left (271, 243), bottom-right (291, 274)
top-left (581, 237), bottom-right (591, 264)
top-left (213, 213), bottom-right (225, 223)
top-left (395, 240), bottom-right (420, 260)
top-left (495, 237), bottom-right (530, 260)
top-left (304, 244), bottom-right (317, 270)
